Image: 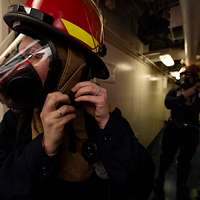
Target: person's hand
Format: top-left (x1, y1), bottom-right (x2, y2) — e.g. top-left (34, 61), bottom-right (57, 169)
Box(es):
top-left (40, 91), bottom-right (76, 155)
top-left (72, 81), bottom-right (110, 129)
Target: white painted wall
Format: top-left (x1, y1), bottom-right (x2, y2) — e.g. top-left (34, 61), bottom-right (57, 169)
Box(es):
top-left (99, 43), bottom-right (171, 146)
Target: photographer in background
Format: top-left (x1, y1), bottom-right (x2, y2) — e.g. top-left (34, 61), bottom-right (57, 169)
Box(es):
top-left (154, 66), bottom-right (200, 200)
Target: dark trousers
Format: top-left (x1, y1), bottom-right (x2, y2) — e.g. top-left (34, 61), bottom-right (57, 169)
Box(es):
top-left (157, 122), bottom-right (199, 192)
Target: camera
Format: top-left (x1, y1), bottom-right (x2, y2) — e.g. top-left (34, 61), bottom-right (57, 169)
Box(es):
top-left (179, 71), bottom-right (200, 89)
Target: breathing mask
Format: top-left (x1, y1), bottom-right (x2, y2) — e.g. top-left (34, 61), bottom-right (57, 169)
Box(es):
top-left (0, 34), bottom-right (53, 110)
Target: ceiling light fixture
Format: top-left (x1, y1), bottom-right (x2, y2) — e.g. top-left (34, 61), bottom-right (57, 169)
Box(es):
top-left (159, 54), bottom-right (175, 67)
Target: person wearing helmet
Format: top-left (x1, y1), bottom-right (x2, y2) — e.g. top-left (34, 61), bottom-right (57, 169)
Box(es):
top-left (0, 0), bottom-right (155, 200)
top-left (154, 66), bottom-right (200, 200)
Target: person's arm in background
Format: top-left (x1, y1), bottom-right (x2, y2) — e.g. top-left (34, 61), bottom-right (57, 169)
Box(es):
top-left (165, 84), bottom-right (199, 110)
top-left (72, 81), bottom-right (155, 200)
top-left (165, 88), bottom-right (185, 110)
top-left (0, 110), bottom-right (58, 199)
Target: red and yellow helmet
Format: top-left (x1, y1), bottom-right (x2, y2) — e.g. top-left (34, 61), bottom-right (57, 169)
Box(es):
top-left (3, 0), bottom-right (109, 79)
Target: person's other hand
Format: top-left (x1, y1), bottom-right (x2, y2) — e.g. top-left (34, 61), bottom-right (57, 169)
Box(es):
top-left (40, 91), bottom-right (76, 155)
top-left (72, 81), bottom-right (110, 129)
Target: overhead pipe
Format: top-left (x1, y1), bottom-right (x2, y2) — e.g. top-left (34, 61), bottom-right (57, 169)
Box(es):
top-left (179, 0), bottom-right (200, 67)
top-left (0, 33), bottom-right (24, 65)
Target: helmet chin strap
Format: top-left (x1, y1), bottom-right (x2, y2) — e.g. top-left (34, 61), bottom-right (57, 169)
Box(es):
top-left (58, 63), bottom-right (87, 94)
top-left (56, 47), bottom-right (88, 95)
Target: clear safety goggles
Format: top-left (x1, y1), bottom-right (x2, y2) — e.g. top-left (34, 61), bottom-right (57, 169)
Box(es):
top-left (0, 32), bottom-right (52, 84)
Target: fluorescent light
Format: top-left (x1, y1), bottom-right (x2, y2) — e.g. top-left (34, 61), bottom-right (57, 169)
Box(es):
top-left (159, 54), bottom-right (175, 67)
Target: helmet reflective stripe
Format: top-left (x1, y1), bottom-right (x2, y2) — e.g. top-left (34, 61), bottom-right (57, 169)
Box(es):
top-left (61, 18), bottom-right (99, 52)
